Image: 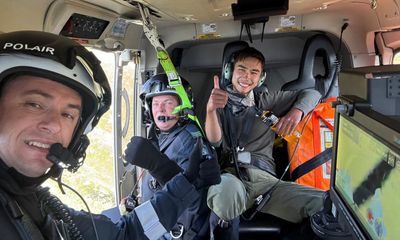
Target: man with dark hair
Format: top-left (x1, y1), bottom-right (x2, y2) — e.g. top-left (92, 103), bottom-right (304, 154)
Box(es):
top-left (0, 30), bottom-right (220, 240)
top-left (205, 46), bottom-right (325, 239)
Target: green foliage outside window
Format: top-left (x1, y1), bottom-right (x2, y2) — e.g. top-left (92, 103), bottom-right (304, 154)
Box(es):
top-left (394, 52), bottom-right (400, 64)
top-left (42, 49), bottom-right (115, 214)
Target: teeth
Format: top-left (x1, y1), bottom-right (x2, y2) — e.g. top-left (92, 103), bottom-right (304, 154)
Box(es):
top-left (27, 141), bottom-right (50, 149)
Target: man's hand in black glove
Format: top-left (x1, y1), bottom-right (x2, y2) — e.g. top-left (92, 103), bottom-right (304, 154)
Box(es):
top-left (124, 136), bottom-right (182, 185)
top-left (184, 138), bottom-right (221, 189)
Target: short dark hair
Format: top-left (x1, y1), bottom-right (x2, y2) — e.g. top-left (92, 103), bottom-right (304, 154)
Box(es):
top-left (233, 47), bottom-right (265, 69)
top-left (0, 73), bottom-right (20, 98)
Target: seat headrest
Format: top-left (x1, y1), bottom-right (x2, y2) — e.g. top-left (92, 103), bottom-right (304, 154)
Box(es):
top-left (282, 34), bottom-right (337, 100)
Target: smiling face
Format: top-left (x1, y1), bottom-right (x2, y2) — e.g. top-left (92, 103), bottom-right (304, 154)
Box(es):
top-left (231, 57), bottom-right (263, 95)
top-left (151, 94), bottom-right (180, 132)
top-left (0, 75), bottom-right (82, 177)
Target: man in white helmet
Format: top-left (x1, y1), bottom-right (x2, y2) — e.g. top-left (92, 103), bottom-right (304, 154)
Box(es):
top-left (0, 30), bottom-right (219, 240)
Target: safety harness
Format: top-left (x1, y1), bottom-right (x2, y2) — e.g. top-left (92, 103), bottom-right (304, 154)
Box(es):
top-left (219, 88), bottom-right (277, 181)
top-left (0, 187), bottom-right (45, 239)
top-left (163, 124), bottom-right (209, 240)
top-left (0, 186), bottom-right (81, 240)
top-left (222, 104), bottom-right (255, 181)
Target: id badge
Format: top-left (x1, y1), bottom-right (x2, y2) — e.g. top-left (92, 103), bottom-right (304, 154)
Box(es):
top-left (237, 151), bottom-right (251, 164)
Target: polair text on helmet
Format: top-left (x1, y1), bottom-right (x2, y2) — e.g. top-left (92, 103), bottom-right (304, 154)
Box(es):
top-left (2, 42), bottom-right (55, 55)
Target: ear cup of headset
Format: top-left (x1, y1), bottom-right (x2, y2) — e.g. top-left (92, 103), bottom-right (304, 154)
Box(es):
top-left (258, 71), bottom-right (267, 87)
top-left (220, 62), bottom-right (233, 89)
top-left (223, 63), bottom-right (232, 81)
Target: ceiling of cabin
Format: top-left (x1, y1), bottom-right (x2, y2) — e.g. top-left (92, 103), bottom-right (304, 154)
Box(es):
top-left (109, 0), bottom-right (362, 26)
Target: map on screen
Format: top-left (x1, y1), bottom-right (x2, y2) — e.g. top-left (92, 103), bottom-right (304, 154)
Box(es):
top-left (334, 115), bottom-right (400, 240)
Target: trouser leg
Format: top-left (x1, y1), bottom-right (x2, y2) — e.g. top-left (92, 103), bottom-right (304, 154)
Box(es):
top-left (209, 212), bottom-right (240, 240)
top-left (207, 173), bottom-right (248, 220)
top-left (243, 168), bottom-right (325, 223)
top-left (207, 173), bottom-right (247, 240)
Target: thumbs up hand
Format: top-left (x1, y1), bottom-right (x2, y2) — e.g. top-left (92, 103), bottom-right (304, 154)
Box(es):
top-left (206, 75), bottom-right (228, 113)
top-left (213, 75), bottom-right (221, 90)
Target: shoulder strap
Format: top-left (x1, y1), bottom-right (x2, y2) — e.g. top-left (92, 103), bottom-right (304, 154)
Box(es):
top-left (238, 107), bottom-right (257, 148)
top-left (223, 106), bottom-right (258, 149)
top-left (159, 127), bottom-right (186, 152)
top-left (185, 124), bottom-right (202, 139)
top-left (0, 188), bottom-right (45, 240)
top-left (159, 124), bottom-right (202, 153)
top-left (182, 214), bottom-right (210, 240)
top-left (291, 147), bottom-right (333, 181)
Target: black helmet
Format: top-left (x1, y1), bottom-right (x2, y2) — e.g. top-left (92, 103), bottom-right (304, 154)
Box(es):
top-left (140, 73), bottom-right (193, 122)
top-left (0, 31), bottom-right (111, 171)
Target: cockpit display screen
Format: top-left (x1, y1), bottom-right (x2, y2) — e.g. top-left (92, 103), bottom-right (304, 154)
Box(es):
top-left (334, 115), bottom-right (400, 240)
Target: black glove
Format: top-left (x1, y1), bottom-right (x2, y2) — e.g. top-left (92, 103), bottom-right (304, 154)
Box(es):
top-left (124, 136), bottom-right (182, 185)
top-left (184, 138), bottom-right (221, 189)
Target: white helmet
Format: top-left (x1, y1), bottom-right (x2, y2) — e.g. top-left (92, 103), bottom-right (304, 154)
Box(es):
top-left (0, 31), bottom-right (111, 172)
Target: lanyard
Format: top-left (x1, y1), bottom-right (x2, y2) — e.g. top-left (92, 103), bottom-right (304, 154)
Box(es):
top-left (138, 3), bottom-right (204, 135)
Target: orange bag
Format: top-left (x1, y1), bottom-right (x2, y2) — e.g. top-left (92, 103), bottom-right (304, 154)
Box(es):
top-left (287, 97), bottom-right (336, 190)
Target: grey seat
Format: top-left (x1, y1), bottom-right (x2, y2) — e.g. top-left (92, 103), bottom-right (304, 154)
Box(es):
top-left (281, 34), bottom-right (338, 100)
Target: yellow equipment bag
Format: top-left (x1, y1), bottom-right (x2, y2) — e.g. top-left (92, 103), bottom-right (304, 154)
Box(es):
top-left (287, 97), bottom-right (336, 190)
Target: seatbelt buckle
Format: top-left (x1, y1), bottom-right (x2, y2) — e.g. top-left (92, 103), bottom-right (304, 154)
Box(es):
top-left (236, 146), bottom-right (244, 152)
top-left (149, 177), bottom-right (160, 190)
top-left (125, 193), bottom-right (138, 212)
top-left (237, 151), bottom-right (251, 164)
top-left (217, 219), bottom-right (230, 229)
top-left (170, 223), bottom-right (184, 239)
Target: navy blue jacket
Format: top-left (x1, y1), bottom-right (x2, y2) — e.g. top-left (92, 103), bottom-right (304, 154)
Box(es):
top-left (0, 158), bottom-right (199, 240)
top-left (141, 123), bottom-right (210, 240)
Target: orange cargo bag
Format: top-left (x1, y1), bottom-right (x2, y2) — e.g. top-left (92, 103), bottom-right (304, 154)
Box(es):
top-left (287, 97), bottom-right (336, 190)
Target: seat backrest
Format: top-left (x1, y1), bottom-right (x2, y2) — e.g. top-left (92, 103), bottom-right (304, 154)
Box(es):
top-left (220, 40), bottom-right (249, 90)
top-left (281, 34), bottom-right (338, 100)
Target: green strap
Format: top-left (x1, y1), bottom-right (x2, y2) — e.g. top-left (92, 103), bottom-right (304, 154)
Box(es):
top-left (139, 3), bottom-right (204, 135)
top-left (156, 42), bottom-right (204, 135)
